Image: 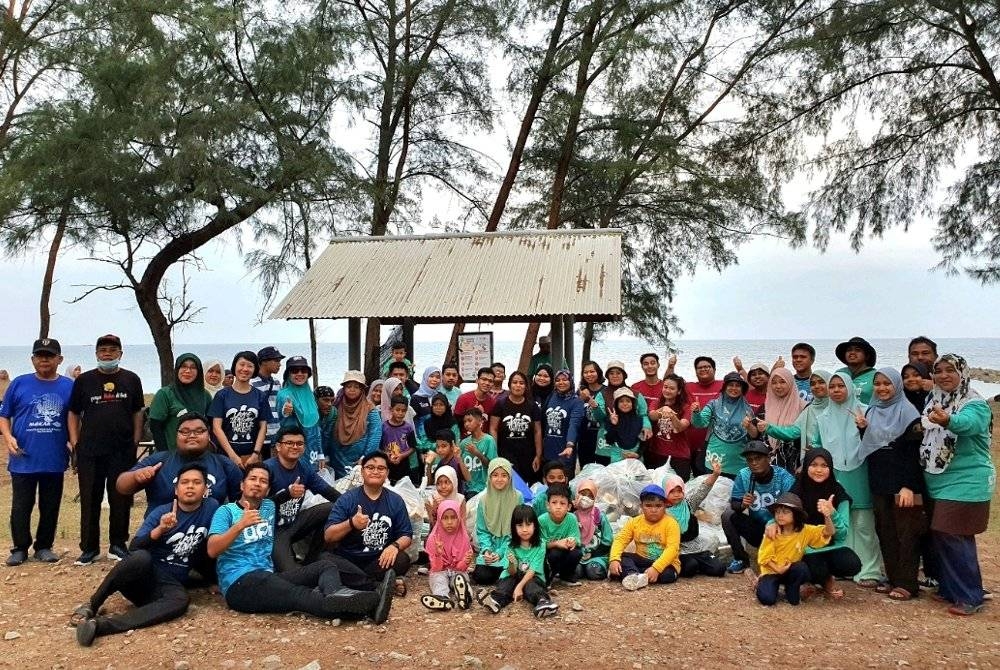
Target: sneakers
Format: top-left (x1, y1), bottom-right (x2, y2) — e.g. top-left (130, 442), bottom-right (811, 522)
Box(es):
top-left (6, 549), bottom-right (28, 566)
top-left (452, 573), bottom-right (472, 610)
top-left (107, 545), bottom-right (129, 562)
top-left (34, 548), bottom-right (59, 563)
top-left (533, 599), bottom-right (559, 618)
top-left (76, 618), bottom-right (98, 647)
top-left (74, 550), bottom-right (100, 566)
top-left (420, 594), bottom-right (453, 611)
top-left (622, 573), bottom-right (649, 591)
top-left (727, 559), bottom-right (747, 574)
top-left (477, 589), bottom-right (501, 614)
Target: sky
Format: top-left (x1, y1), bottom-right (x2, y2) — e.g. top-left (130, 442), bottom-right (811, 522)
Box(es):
top-left (1, 216), bottom-right (996, 347)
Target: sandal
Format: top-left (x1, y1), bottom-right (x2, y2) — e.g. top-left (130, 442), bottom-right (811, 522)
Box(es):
top-left (800, 584), bottom-right (818, 601)
top-left (393, 577), bottom-right (407, 597)
top-left (888, 587), bottom-right (914, 601)
top-left (874, 582), bottom-right (893, 594)
top-left (70, 605), bottom-right (94, 627)
top-left (857, 579), bottom-right (882, 589)
top-left (420, 594), bottom-right (453, 611)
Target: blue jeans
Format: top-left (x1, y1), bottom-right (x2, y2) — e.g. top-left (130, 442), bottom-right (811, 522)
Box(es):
top-left (756, 561), bottom-right (810, 606)
top-left (933, 531), bottom-right (984, 607)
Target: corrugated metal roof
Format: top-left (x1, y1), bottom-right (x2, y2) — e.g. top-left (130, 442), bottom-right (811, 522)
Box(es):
top-left (270, 229), bottom-right (622, 323)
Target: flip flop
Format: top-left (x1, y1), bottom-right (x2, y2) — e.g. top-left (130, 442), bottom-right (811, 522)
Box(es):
top-left (420, 595), bottom-right (453, 611)
top-left (70, 605), bottom-right (94, 627)
top-left (394, 577), bottom-right (407, 597)
top-left (888, 587), bottom-right (914, 601)
top-left (874, 582), bottom-right (893, 594)
top-left (857, 579), bottom-right (882, 589)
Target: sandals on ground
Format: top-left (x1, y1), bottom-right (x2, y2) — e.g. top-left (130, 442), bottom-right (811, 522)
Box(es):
top-left (394, 577), bottom-right (407, 597)
top-left (874, 582), bottom-right (893, 594)
top-left (888, 587), bottom-right (914, 601)
top-left (858, 579), bottom-right (883, 589)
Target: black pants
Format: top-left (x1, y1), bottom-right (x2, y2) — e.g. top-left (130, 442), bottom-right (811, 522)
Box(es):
top-left (756, 561), bottom-right (810, 605)
top-left (490, 574), bottom-right (549, 608)
top-left (225, 560), bottom-right (377, 619)
top-left (721, 509), bottom-right (766, 564)
top-left (88, 550), bottom-right (189, 636)
top-left (577, 428), bottom-right (599, 467)
top-left (77, 449), bottom-right (135, 552)
top-left (342, 549), bottom-right (411, 589)
top-left (546, 547), bottom-right (582, 584)
top-left (680, 551), bottom-right (726, 578)
top-left (10, 472), bottom-right (64, 552)
top-left (575, 562), bottom-right (608, 580)
top-left (872, 493), bottom-right (926, 594)
top-left (617, 553), bottom-right (678, 583)
top-left (919, 495), bottom-right (940, 582)
top-left (272, 503), bottom-right (333, 573)
top-left (802, 547), bottom-right (861, 585)
top-left (471, 564), bottom-right (504, 585)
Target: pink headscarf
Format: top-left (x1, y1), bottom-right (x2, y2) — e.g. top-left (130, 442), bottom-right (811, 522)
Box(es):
top-left (764, 367), bottom-right (806, 451)
top-left (425, 499), bottom-right (472, 572)
top-left (574, 479), bottom-right (600, 546)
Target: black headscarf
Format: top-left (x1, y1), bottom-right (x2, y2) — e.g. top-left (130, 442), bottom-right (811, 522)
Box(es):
top-left (531, 364), bottom-right (554, 409)
top-left (901, 362), bottom-right (931, 413)
top-left (791, 448), bottom-right (852, 526)
top-left (424, 392), bottom-right (456, 437)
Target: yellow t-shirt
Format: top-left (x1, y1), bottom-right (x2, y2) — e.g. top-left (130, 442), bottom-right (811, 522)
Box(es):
top-left (757, 524), bottom-right (830, 576)
top-left (609, 514), bottom-right (681, 574)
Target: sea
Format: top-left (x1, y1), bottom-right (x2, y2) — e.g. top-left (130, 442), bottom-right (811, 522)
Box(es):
top-left (4, 337), bottom-right (1000, 398)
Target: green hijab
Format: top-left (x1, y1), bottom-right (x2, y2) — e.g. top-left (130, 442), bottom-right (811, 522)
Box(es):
top-left (277, 367), bottom-right (320, 429)
top-left (482, 458), bottom-right (522, 537)
top-left (171, 353), bottom-right (211, 415)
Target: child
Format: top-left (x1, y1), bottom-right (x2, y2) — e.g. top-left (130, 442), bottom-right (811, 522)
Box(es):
top-left (460, 408), bottom-right (497, 498)
top-left (380, 341), bottom-right (415, 378)
top-left (419, 392), bottom-right (459, 453)
top-left (532, 460), bottom-right (572, 517)
top-left (538, 483), bottom-right (582, 586)
top-left (755, 492), bottom-right (835, 606)
top-left (664, 463), bottom-right (727, 578)
top-left (472, 458), bottom-right (522, 585)
top-left (605, 387), bottom-right (644, 462)
top-left (424, 465), bottom-right (466, 526)
top-left (609, 484), bottom-right (681, 590)
top-left (478, 504), bottom-right (559, 618)
top-left (382, 397), bottom-right (418, 485)
top-left (421, 500), bottom-right (475, 611)
top-left (423, 430), bottom-right (470, 494)
top-left (573, 479), bottom-right (614, 580)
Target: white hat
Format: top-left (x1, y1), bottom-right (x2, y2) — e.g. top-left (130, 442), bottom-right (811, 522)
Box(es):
top-left (613, 387), bottom-right (635, 402)
top-left (340, 370), bottom-right (367, 387)
top-left (605, 360), bottom-right (628, 378)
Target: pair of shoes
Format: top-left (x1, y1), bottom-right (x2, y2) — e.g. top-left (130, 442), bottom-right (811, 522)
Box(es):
top-left (76, 618), bottom-right (98, 647)
top-left (476, 589), bottom-right (500, 614)
top-left (107, 545), bottom-right (128, 562)
top-left (622, 573), bottom-right (649, 591)
top-left (420, 594), bottom-right (453, 611)
top-left (727, 559), bottom-right (746, 574)
top-left (74, 550), bottom-right (100, 566)
top-left (947, 602), bottom-right (985, 616)
top-left (452, 573), bottom-right (472, 610)
top-left (5, 549), bottom-right (28, 566)
top-left (533, 599), bottom-right (559, 618)
top-left (34, 548), bottom-right (59, 563)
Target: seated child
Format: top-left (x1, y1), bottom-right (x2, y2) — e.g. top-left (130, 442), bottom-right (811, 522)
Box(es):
top-left (538, 483), bottom-right (582, 586)
top-left (664, 462), bottom-right (727, 578)
top-left (424, 465), bottom-right (466, 528)
top-left (532, 460), bottom-right (572, 517)
top-left (755, 492), bottom-right (834, 606)
top-left (424, 429), bottom-right (470, 494)
top-left (573, 479), bottom-right (613, 581)
top-left (382, 397), bottom-right (418, 485)
top-left (460, 408), bottom-right (497, 499)
top-left (478, 504), bottom-right (559, 618)
top-left (421, 500), bottom-right (475, 611)
top-left (609, 484), bottom-right (681, 590)
top-left (605, 387), bottom-right (643, 462)
top-left (472, 458), bottom-right (523, 585)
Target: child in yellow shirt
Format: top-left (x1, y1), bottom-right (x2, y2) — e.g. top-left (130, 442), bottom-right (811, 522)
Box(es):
top-left (756, 492), bottom-right (834, 606)
top-left (609, 484), bottom-right (681, 590)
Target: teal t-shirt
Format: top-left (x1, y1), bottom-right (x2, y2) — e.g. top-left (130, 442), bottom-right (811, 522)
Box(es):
top-left (209, 499), bottom-right (276, 596)
top-left (539, 511), bottom-right (582, 544)
top-left (460, 433), bottom-right (497, 495)
top-left (501, 542), bottom-right (546, 579)
top-left (923, 400), bottom-right (996, 503)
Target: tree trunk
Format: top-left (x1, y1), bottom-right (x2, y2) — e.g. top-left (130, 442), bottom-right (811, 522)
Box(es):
top-left (134, 283), bottom-right (175, 386)
top-left (581, 321), bottom-right (594, 368)
top-left (38, 204), bottom-right (69, 338)
top-left (518, 322), bottom-right (541, 374)
top-left (364, 318), bottom-right (381, 382)
top-left (445, 321), bottom-right (465, 365)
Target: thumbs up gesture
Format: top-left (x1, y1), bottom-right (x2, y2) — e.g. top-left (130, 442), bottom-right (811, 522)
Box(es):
top-left (238, 500), bottom-right (262, 529)
top-left (289, 476), bottom-right (305, 499)
top-left (817, 495), bottom-right (835, 517)
top-left (136, 461), bottom-right (163, 484)
top-left (158, 498), bottom-right (179, 531)
top-left (282, 399), bottom-right (294, 417)
top-left (352, 505), bottom-right (370, 531)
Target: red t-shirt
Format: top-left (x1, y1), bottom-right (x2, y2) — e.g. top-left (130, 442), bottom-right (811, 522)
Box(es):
top-left (631, 379), bottom-right (664, 411)
top-left (745, 388), bottom-right (766, 415)
top-left (685, 379), bottom-right (724, 452)
top-left (453, 391), bottom-right (497, 437)
top-left (647, 398), bottom-right (692, 459)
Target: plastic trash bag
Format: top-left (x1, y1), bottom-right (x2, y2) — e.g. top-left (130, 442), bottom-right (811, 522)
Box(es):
top-left (689, 474), bottom-right (733, 525)
top-left (465, 490), bottom-right (485, 550)
top-left (387, 477), bottom-right (425, 561)
top-left (333, 465), bottom-right (363, 494)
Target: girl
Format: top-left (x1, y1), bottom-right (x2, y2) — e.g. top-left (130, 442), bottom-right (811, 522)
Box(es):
top-left (423, 392), bottom-right (459, 452)
top-left (690, 371), bottom-right (751, 477)
top-left (664, 465), bottom-right (727, 578)
top-left (919, 354), bottom-right (994, 615)
top-left (761, 367), bottom-right (806, 472)
top-left (901, 363), bottom-right (931, 413)
top-left (203, 359), bottom-right (225, 397)
top-left (421, 500), bottom-right (475, 611)
top-left (381, 397), bottom-right (418, 485)
top-left (857, 367), bottom-right (923, 600)
top-left (478, 504), bottom-right (558, 617)
top-left (605, 387), bottom-right (643, 462)
top-left (380, 378), bottom-right (414, 425)
top-left (542, 369), bottom-right (585, 471)
top-left (209, 351), bottom-right (272, 468)
top-left (531, 364), bottom-right (554, 411)
top-left (790, 449), bottom-right (860, 598)
top-left (276, 357), bottom-right (323, 471)
top-left (573, 480), bottom-right (613, 580)
top-left (576, 361), bottom-right (605, 467)
top-left (490, 371), bottom-right (543, 485)
top-left (149, 353), bottom-right (212, 452)
top-left (472, 458), bottom-right (523, 585)
top-left (367, 379), bottom-right (385, 407)
top-left (756, 492), bottom-right (834, 606)
top-left (647, 374), bottom-right (692, 477)
top-left (328, 371), bottom-right (382, 477)
top-left (424, 465), bottom-right (466, 526)
top-left (593, 360), bottom-right (651, 463)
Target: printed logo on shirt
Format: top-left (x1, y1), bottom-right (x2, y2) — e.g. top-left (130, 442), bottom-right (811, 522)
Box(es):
top-left (165, 523), bottom-right (209, 564)
top-left (226, 405), bottom-right (260, 441)
top-left (502, 412), bottom-right (532, 439)
top-left (750, 490), bottom-right (777, 512)
top-left (88, 383), bottom-right (130, 405)
top-left (278, 497), bottom-right (302, 526)
top-left (637, 533), bottom-right (663, 560)
top-left (241, 518), bottom-right (272, 543)
top-left (462, 451), bottom-right (483, 475)
top-left (545, 406), bottom-right (567, 436)
top-left (28, 393), bottom-right (65, 431)
top-left (361, 512), bottom-right (393, 552)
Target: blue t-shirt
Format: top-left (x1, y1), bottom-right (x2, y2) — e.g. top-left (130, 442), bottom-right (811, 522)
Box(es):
top-left (209, 498), bottom-right (276, 596)
top-left (208, 386), bottom-right (274, 456)
top-left (794, 375), bottom-right (814, 403)
top-left (135, 499), bottom-right (219, 583)
top-left (263, 457), bottom-right (339, 527)
top-left (731, 466), bottom-right (796, 524)
top-left (0, 374), bottom-right (74, 474)
top-left (129, 451), bottom-right (243, 516)
top-left (326, 487), bottom-right (413, 562)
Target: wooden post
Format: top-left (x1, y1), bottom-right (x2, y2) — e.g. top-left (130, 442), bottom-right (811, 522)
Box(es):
top-left (348, 318), bottom-right (362, 370)
top-left (403, 319), bottom-right (415, 367)
top-left (550, 318), bottom-right (564, 371)
top-left (563, 316), bottom-right (575, 378)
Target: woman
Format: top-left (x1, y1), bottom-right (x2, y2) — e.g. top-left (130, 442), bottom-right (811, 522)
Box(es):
top-left (542, 369), bottom-right (585, 472)
top-left (744, 362), bottom-right (770, 414)
top-left (62, 363), bottom-right (82, 380)
top-left (593, 360), bottom-right (651, 463)
top-left (209, 351), bottom-right (272, 468)
top-left (380, 377), bottom-right (415, 425)
top-left (858, 367), bottom-right (924, 600)
top-left (901, 362), bottom-right (931, 413)
top-left (647, 374), bottom-right (692, 478)
top-left (576, 361), bottom-right (605, 467)
top-left (919, 354), bottom-right (994, 615)
top-left (148, 353), bottom-right (212, 453)
top-left (690, 371), bottom-right (751, 477)
top-left (329, 371), bottom-right (383, 477)
top-left (530, 364), bottom-right (554, 411)
top-left (275, 356), bottom-right (323, 471)
top-left (367, 379), bottom-right (385, 407)
top-left (760, 367), bottom-right (806, 472)
top-left (490, 371), bottom-right (543, 484)
top-left (411, 366), bottom-right (442, 445)
top-left (203, 359), bottom-right (225, 397)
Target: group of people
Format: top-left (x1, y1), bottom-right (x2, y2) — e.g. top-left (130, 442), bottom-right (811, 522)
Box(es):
top-left (0, 333), bottom-right (994, 648)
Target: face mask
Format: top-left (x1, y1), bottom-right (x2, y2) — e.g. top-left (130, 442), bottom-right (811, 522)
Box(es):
top-left (97, 358), bottom-right (121, 372)
top-left (577, 495), bottom-right (595, 510)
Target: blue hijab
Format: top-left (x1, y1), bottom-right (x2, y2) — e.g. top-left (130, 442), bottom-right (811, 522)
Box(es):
top-left (859, 367), bottom-right (919, 461)
top-left (414, 366), bottom-right (441, 398)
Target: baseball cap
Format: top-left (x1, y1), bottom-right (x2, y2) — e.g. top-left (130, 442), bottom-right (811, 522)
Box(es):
top-left (639, 484), bottom-right (667, 501)
top-left (96, 334), bottom-right (122, 348)
top-left (32, 338), bottom-right (61, 355)
top-left (741, 440), bottom-right (770, 457)
top-left (257, 346), bottom-right (285, 362)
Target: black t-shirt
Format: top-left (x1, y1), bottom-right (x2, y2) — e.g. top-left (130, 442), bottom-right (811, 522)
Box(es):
top-left (865, 418), bottom-right (925, 496)
top-left (69, 368), bottom-right (145, 455)
top-left (495, 396), bottom-right (542, 460)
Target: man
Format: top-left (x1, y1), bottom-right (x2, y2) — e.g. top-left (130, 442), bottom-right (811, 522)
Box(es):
top-left (324, 451), bottom-right (413, 589)
top-left (834, 336), bottom-right (877, 404)
top-left (69, 334), bottom-right (145, 565)
top-left (631, 353), bottom-right (664, 410)
top-left (117, 413), bottom-right (243, 514)
top-left (908, 336), bottom-right (938, 392)
top-left (440, 362), bottom-right (462, 407)
top-left (683, 356), bottom-right (723, 476)
top-left (251, 345), bottom-right (284, 460)
top-left (790, 342), bottom-right (816, 402)
top-left (387, 361), bottom-right (419, 395)
top-left (315, 385), bottom-right (336, 472)
top-left (1, 338), bottom-right (74, 566)
top-left (491, 362), bottom-right (506, 395)
top-left (263, 425), bottom-right (341, 572)
top-left (208, 464), bottom-right (392, 623)
top-left (529, 335), bottom-right (552, 376)
top-left (453, 367), bottom-right (498, 435)
top-left (73, 464), bottom-right (218, 646)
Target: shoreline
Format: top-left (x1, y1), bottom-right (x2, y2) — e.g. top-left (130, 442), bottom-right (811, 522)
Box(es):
top-left (971, 367), bottom-right (1000, 385)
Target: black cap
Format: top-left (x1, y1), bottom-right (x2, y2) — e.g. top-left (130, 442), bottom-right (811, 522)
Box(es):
top-left (257, 346), bottom-right (285, 362)
top-left (314, 385), bottom-right (336, 399)
top-left (722, 371), bottom-right (748, 394)
top-left (32, 338), bottom-right (61, 355)
top-left (96, 333), bottom-right (122, 348)
top-left (741, 440), bottom-right (770, 457)
top-left (285, 355), bottom-right (310, 371)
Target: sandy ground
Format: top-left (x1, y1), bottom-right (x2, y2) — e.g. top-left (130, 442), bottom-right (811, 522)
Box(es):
top-left (1, 406), bottom-right (999, 669)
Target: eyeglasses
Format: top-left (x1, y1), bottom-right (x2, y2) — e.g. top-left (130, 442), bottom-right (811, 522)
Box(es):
top-left (178, 428), bottom-right (208, 437)
top-left (363, 464), bottom-right (388, 472)
top-left (279, 440), bottom-right (306, 447)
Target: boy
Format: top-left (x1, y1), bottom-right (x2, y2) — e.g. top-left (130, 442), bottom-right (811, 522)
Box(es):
top-left (721, 441), bottom-right (796, 574)
top-left (382, 397), bottom-right (417, 485)
top-left (381, 342), bottom-right (415, 379)
top-left (531, 460), bottom-right (572, 517)
top-left (460, 408), bottom-right (496, 498)
top-left (538, 483), bottom-right (582, 586)
top-left (423, 429), bottom-right (470, 494)
top-left (609, 484), bottom-right (681, 590)
top-left (314, 385), bottom-right (336, 471)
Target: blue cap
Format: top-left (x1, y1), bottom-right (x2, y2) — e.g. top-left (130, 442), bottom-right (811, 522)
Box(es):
top-left (639, 484), bottom-right (667, 501)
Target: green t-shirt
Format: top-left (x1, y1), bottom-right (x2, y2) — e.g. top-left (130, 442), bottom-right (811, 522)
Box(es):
top-left (501, 542), bottom-right (546, 579)
top-left (148, 386), bottom-right (211, 452)
top-left (924, 400), bottom-right (996, 503)
top-left (539, 511), bottom-right (581, 544)
top-left (460, 433), bottom-right (497, 495)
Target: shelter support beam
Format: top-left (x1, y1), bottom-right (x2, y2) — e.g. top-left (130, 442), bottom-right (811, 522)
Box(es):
top-left (348, 318), bottom-right (362, 370)
top-left (550, 318), bottom-right (564, 371)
